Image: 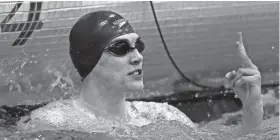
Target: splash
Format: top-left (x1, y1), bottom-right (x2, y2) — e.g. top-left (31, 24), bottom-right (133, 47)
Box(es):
top-left (0, 49), bottom-right (79, 104)
top-left (1, 116), bottom-right (279, 140)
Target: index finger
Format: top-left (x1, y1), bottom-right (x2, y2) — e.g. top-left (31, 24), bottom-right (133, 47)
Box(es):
top-left (236, 32), bottom-right (257, 69)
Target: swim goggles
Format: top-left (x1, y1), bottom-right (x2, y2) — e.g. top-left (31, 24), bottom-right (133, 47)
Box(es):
top-left (104, 39), bottom-right (145, 57)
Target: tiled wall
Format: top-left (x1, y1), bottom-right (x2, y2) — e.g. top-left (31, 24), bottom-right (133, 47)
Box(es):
top-left (0, 1), bottom-right (278, 87)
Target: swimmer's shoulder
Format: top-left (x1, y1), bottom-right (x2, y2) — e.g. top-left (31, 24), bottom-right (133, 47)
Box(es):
top-left (127, 101), bottom-right (196, 128)
top-left (17, 99), bottom-right (75, 132)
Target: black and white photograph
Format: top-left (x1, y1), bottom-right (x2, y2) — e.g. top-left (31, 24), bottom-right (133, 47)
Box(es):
top-left (0, 1), bottom-right (278, 140)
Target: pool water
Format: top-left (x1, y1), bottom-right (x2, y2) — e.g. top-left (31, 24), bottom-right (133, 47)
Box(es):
top-left (0, 51), bottom-right (278, 140)
top-left (0, 88), bottom-right (278, 140)
top-left (0, 113), bottom-right (278, 140)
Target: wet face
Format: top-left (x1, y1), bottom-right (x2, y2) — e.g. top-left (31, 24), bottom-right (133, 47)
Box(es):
top-left (91, 33), bottom-right (144, 92)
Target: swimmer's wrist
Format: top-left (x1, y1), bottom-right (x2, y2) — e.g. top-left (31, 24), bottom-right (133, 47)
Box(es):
top-left (243, 96), bottom-right (263, 118)
top-left (241, 85), bottom-right (262, 108)
top-left (243, 100), bottom-right (263, 117)
top-left (241, 100), bottom-right (263, 133)
top-left (243, 95), bottom-right (263, 112)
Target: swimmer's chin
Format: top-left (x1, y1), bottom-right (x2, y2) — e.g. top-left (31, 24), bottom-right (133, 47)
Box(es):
top-left (125, 81), bottom-right (144, 92)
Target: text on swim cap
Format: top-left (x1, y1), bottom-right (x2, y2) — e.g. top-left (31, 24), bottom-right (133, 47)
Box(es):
top-left (100, 20), bottom-right (108, 27)
top-left (113, 19), bottom-right (127, 29)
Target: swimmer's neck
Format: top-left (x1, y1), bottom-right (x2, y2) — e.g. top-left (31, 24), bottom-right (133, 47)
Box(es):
top-left (78, 77), bottom-right (127, 120)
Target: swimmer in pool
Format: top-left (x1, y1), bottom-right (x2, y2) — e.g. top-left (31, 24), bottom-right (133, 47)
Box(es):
top-left (17, 11), bottom-right (263, 134)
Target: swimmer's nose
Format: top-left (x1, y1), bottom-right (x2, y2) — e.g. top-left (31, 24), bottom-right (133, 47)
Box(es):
top-left (129, 49), bottom-right (143, 65)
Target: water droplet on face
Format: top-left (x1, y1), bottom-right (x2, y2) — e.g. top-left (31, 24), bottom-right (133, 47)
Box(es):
top-left (195, 93), bottom-right (199, 98)
top-left (272, 46), bottom-right (275, 49)
top-left (234, 95), bottom-right (238, 98)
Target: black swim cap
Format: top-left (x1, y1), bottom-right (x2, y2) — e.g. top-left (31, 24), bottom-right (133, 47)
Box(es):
top-left (69, 11), bottom-right (134, 81)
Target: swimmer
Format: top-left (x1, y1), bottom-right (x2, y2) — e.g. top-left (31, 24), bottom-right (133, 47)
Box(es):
top-left (17, 11), bottom-right (263, 135)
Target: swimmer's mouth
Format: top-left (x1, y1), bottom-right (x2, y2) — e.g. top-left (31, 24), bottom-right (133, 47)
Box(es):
top-left (128, 69), bottom-right (142, 76)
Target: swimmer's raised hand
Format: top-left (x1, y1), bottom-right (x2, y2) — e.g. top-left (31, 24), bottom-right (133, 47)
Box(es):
top-left (225, 32), bottom-right (261, 104)
top-left (224, 32), bottom-right (263, 134)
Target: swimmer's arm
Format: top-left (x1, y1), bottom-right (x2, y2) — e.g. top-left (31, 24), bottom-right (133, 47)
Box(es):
top-left (240, 95), bottom-right (263, 134)
top-left (224, 32), bottom-right (263, 135)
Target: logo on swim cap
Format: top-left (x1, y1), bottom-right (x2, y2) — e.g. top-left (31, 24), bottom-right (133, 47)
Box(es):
top-left (100, 20), bottom-right (108, 27)
top-left (113, 19), bottom-right (127, 29)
